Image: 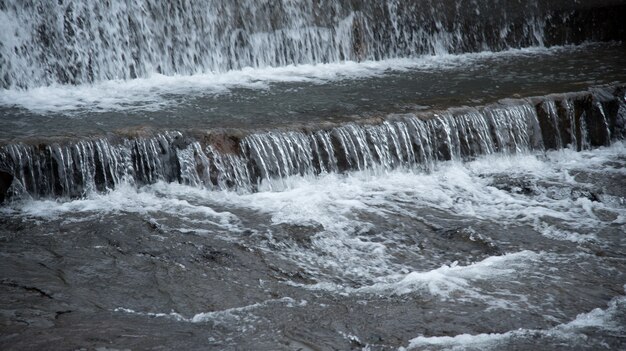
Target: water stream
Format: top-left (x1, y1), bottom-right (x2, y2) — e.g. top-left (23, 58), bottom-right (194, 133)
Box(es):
top-left (1, 1), bottom-right (625, 350)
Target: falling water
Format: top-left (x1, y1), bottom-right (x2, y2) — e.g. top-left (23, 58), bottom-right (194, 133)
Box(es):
top-left (2, 0), bottom-right (623, 89)
top-left (2, 1), bottom-right (626, 349)
top-left (1, 88), bottom-right (623, 199)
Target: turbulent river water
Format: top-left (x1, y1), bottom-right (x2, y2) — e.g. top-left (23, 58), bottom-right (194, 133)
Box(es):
top-left (1, 144), bottom-right (625, 350)
top-left (1, 0), bottom-right (625, 350)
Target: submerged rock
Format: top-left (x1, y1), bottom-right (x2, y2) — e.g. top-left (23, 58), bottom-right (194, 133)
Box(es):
top-left (439, 227), bottom-right (502, 257)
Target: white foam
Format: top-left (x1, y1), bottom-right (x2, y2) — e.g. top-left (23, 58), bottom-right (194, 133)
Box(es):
top-left (402, 285), bottom-right (626, 350)
top-left (3, 143), bottom-right (624, 298)
top-left (295, 250), bottom-right (546, 307)
top-left (0, 45), bottom-right (582, 113)
top-left (221, 144), bottom-right (625, 244)
top-left (203, 143), bottom-right (623, 290)
top-left (355, 251), bottom-right (540, 298)
top-left (4, 182), bottom-right (243, 233)
top-left (114, 297), bottom-right (297, 324)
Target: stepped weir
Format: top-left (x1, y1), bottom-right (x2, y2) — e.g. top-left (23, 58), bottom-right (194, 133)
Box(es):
top-left (1, 0), bottom-right (625, 89)
top-left (0, 1), bottom-right (625, 202)
top-left (2, 1), bottom-right (626, 350)
top-left (1, 86), bottom-right (624, 200)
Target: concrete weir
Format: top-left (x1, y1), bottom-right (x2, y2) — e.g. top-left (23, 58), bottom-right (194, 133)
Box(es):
top-left (0, 85), bottom-right (624, 201)
top-left (1, 0), bottom-right (626, 89)
top-left (2, 2), bottom-right (626, 350)
top-left (1, 0), bottom-right (625, 201)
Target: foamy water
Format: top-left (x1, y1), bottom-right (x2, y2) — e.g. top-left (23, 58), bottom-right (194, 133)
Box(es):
top-left (0, 45), bottom-right (581, 114)
top-left (1, 134), bottom-right (624, 350)
top-left (4, 143), bottom-right (624, 301)
top-left (403, 286), bottom-right (626, 350)
top-left (115, 297), bottom-right (303, 324)
top-left (1, 2), bottom-right (624, 349)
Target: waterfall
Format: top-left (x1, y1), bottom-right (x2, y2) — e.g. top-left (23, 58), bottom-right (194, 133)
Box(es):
top-left (1, 87), bottom-right (624, 200)
top-left (1, 0), bottom-right (624, 89)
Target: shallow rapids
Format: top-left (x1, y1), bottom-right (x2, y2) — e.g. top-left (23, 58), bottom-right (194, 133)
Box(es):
top-left (1, 142), bottom-right (624, 349)
top-left (1, 1), bottom-right (625, 349)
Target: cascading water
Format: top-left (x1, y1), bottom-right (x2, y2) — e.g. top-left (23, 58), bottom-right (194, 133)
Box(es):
top-left (1, 87), bottom-right (623, 199)
top-left (1, 0), bottom-right (624, 89)
top-left (2, 1), bottom-right (626, 350)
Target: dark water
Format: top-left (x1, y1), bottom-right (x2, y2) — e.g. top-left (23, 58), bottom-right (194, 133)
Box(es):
top-left (1, 43), bottom-right (625, 141)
